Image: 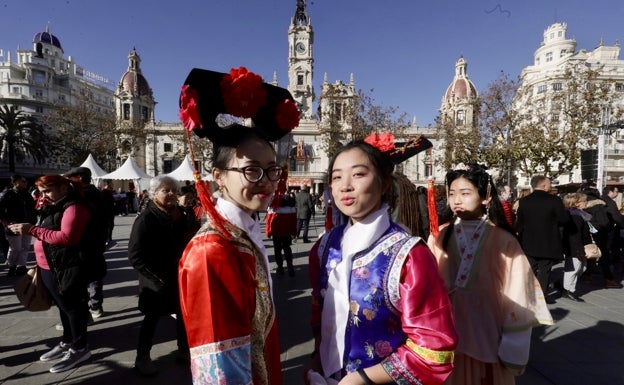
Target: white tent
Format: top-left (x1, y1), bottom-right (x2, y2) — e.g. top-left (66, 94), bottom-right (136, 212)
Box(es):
top-left (166, 154), bottom-right (213, 182)
top-left (165, 154), bottom-right (196, 182)
top-left (79, 153), bottom-right (108, 185)
top-left (100, 156), bottom-right (152, 191)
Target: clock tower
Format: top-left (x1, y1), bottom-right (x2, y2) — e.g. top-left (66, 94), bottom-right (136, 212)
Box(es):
top-left (288, 0), bottom-right (314, 119)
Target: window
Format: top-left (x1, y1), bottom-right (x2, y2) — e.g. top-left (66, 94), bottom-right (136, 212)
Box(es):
top-left (142, 107), bottom-right (149, 121)
top-left (59, 94), bottom-right (66, 102)
top-left (297, 74), bottom-right (304, 86)
top-left (164, 143), bottom-right (173, 152)
top-left (558, 31), bottom-right (562, 37)
top-left (11, 87), bottom-right (21, 94)
top-left (553, 83), bottom-right (563, 91)
top-left (123, 104), bottom-right (130, 120)
top-left (33, 71), bottom-right (45, 85)
top-left (334, 104), bottom-right (343, 120)
top-left (545, 52), bottom-right (553, 62)
top-left (163, 160), bottom-right (173, 173)
top-left (616, 83), bottom-right (624, 92)
top-left (456, 110), bottom-right (465, 125)
top-left (35, 106), bottom-right (43, 113)
top-left (425, 163), bottom-right (433, 177)
top-left (560, 49), bottom-right (568, 57)
top-left (537, 84), bottom-right (547, 94)
top-left (550, 33), bottom-right (554, 39)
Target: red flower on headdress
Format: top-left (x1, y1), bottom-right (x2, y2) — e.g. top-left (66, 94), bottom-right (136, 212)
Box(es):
top-left (179, 85), bottom-right (202, 132)
top-left (364, 132), bottom-right (396, 153)
top-left (221, 67), bottom-right (267, 118)
top-left (276, 99), bottom-right (300, 131)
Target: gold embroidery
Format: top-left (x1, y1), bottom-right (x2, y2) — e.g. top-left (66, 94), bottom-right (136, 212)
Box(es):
top-left (405, 338), bottom-right (454, 364)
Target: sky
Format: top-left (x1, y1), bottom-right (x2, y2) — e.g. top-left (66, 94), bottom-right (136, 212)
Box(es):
top-left (1, 0), bottom-right (623, 126)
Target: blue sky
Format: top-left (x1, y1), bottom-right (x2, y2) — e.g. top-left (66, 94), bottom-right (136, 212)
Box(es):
top-left (1, 0), bottom-right (623, 126)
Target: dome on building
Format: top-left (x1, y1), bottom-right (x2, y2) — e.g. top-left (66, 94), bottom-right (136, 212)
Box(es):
top-left (33, 26), bottom-right (63, 51)
top-left (444, 57), bottom-right (477, 102)
top-left (118, 49), bottom-right (152, 97)
top-left (120, 71), bottom-right (152, 97)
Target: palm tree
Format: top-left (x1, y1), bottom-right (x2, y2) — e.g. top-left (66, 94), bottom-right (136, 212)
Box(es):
top-left (0, 104), bottom-right (48, 172)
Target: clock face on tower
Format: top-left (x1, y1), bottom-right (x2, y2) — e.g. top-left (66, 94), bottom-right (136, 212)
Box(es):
top-left (295, 42), bottom-right (306, 54)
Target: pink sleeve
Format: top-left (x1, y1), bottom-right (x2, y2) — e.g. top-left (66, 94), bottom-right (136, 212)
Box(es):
top-left (29, 204), bottom-right (91, 246)
top-left (383, 242), bottom-right (458, 385)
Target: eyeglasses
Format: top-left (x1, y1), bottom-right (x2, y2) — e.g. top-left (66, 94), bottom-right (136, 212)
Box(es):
top-left (222, 166), bottom-right (283, 183)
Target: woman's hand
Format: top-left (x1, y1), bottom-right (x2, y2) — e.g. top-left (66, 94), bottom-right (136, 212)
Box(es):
top-left (303, 351), bottom-right (323, 385)
top-left (7, 223), bottom-right (33, 235)
top-left (337, 371), bottom-right (364, 385)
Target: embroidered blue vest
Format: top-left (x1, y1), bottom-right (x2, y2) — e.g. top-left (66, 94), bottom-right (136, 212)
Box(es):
top-left (317, 223), bottom-right (420, 372)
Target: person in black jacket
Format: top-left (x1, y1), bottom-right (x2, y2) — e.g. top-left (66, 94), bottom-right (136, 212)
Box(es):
top-left (583, 186), bottom-right (623, 288)
top-left (0, 174), bottom-right (37, 276)
top-left (128, 175), bottom-right (195, 376)
top-left (8, 175), bottom-right (94, 373)
top-left (561, 193), bottom-right (592, 302)
top-left (602, 186), bottom-right (624, 275)
top-left (516, 175), bottom-right (570, 303)
top-left (64, 167), bottom-right (108, 319)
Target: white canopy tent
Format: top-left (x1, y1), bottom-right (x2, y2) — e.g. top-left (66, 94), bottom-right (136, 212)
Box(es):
top-left (78, 153), bottom-right (108, 185)
top-left (165, 154), bottom-right (213, 182)
top-left (100, 156), bottom-right (152, 191)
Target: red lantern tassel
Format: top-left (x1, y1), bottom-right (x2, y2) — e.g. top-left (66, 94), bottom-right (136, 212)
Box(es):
top-left (269, 163), bottom-right (289, 211)
top-left (427, 178), bottom-right (439, 238)
top-left (194, 173), bottom-right (231, 240)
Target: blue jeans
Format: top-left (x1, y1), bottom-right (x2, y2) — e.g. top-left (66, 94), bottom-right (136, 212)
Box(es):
top-left (296, 217), bottom-right (311, 241)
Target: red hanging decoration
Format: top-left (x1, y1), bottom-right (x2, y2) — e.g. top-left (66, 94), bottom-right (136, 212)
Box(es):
top-left (427, 178), bottom-right (439, 238)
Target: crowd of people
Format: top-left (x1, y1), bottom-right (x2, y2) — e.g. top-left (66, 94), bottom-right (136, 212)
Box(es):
top-left (4, 65), bottom-right (624, 385)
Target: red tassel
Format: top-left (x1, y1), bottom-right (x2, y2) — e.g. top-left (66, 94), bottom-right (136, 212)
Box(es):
top-left (194, 173), bottom-right (231, 239)
top-left (270, 164), bottom-right (289, 211)
top-left (427, 178), bottom-right (439, 238)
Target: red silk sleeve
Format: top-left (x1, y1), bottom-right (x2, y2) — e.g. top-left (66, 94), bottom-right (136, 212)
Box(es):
top-left (386, 242), bottom-right (458, 385)
top-left (178, 233), bottom-right (256, 349)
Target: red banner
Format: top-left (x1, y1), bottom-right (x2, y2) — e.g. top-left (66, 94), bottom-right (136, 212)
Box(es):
top-left (287, 178), bottom-right (312, 187)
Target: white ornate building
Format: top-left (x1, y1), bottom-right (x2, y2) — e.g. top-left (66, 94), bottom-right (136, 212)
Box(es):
top-left (516, 22), bottom-right (624, 188)
top-left (0, 26), bottom-right (117, 176)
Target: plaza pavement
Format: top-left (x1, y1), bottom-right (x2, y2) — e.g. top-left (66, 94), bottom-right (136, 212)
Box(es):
top-left (1, 213), bottom-right (623, 384)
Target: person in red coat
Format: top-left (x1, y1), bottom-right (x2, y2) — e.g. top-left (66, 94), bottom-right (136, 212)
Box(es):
top-left (497, 185), bottom-right (515, 230)
top-left (266, 182), bottom-right (298, 276)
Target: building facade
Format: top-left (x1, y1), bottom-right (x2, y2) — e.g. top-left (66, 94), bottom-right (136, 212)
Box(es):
top-left (0, 26), bottom-right (117, 176)
top-left (516, 22), bottom-right (624, 188)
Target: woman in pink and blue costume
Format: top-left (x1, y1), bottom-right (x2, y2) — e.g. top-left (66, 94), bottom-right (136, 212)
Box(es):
top-left (307, 134), bottom-right (458, 385)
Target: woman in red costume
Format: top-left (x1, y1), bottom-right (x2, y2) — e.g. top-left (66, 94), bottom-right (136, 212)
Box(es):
top-left (177, 67), bottom-right (300, 385)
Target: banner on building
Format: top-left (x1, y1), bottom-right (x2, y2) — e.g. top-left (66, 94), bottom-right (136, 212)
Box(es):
top-left (288, 178), bottom-right (312, 188)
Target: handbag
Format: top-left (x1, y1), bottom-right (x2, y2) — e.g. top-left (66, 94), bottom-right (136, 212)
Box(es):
top-left (14, 266), bottom-right (53, 311)
top-left (584, 238), bottom-right (602, 260)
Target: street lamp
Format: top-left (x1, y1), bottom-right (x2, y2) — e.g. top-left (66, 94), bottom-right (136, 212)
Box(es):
top-left (596, 107), bottom-right (624, 192)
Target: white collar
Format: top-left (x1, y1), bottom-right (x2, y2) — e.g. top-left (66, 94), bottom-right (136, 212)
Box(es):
top-left (215, 197), bottom-right (272, 293)
top-left (215, 198), bottom-right (266, 255)
top-left (341, 203), bottom-right (391, 259)
top-left (216, 198), bottom-right (255, 233)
